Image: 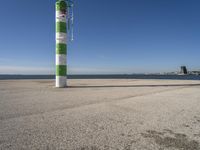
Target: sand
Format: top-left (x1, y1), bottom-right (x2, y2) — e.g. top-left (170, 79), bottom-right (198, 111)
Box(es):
top-left (0, 79), bottom-right (200, 150)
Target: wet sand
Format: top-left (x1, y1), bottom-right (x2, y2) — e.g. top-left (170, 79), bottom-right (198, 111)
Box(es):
top-left (0, 79), bottom-right (200, 150)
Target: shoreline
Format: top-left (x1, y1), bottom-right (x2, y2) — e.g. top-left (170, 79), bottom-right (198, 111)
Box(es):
top-left (0, 74), bottom-right (200, 80)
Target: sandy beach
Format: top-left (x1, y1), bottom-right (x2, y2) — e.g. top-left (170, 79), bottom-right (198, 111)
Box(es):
top-left (1, 79), bottom-right (200, 150)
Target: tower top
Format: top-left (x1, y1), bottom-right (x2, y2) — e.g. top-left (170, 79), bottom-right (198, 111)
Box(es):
top-left (56, 0), bottom-right (67, 11)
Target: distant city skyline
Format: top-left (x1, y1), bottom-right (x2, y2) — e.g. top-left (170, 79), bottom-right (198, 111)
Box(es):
top-left (0, 0), bottom-right (200, 74)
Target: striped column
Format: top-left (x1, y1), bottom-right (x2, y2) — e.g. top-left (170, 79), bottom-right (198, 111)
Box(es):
top-left (56, 0), bottom-right (67, 88)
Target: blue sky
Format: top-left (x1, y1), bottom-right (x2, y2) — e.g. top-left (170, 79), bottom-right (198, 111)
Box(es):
top-left (0, 0), bottom-right (200, 74)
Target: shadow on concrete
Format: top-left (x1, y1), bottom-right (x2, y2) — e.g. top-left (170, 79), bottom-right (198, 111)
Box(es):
top-left (69, 84), bottom-right (200, 88)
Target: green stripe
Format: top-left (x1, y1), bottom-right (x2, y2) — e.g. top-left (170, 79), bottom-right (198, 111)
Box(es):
top-left (56, 1), bottom-right (67, 11)
top-left (56, 43), bottom-right (67, 54)
top-left (56, 65), bottom-right (66, 76)
top-left (56, 22), bottom-right (66, 33)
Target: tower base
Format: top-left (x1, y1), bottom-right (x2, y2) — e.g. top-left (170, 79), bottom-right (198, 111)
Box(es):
top-left (56, 76), bottom-right (67, 88)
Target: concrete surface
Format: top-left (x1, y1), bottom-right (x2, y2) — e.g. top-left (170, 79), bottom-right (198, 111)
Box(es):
top-left (0, 79), bottom-right (200, 150)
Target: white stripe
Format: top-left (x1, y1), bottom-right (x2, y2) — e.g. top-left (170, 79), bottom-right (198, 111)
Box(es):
top-left (56, 54), bottom-right (66, 65)
top-left (56, 11), bottom-right (67, 17)
top-left (56, 15), bottom-right (66, 23)
top-left (56, 17), bottom-right (66, 23)
top-left (56, 33), bottom-right (67, 44)
top-left (56, 11), bottom-right (67, 22)
top-left (56, 76), bottom-right (67, 88)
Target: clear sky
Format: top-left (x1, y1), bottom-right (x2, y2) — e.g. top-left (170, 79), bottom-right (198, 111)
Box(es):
top-left (0, 0), bottom-right (199, 74)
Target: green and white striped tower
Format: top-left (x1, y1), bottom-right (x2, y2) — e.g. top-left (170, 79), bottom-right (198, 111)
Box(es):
top-left (56, 0), bottom-right (67, 87)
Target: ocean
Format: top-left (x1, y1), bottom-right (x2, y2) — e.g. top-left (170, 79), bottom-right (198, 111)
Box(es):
top-left (0, 74), bottom-right (200, 80)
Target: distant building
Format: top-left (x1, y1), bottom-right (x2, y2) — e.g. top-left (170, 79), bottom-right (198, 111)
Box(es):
top-left (190, 71), bottom-right (200, 75)
top-left (180, 66), bottom-right (188, 75)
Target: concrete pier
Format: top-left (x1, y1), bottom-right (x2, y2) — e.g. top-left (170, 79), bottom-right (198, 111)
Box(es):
top-left (1, 79), bottom-right (200, 149)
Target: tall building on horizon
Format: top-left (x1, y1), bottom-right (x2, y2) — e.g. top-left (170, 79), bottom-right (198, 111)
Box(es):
top-left (180, 66), bottom-right (188, 75)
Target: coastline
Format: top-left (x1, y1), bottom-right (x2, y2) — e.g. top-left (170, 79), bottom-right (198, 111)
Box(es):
top-left (0, 74), bottom-right (200, 80)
